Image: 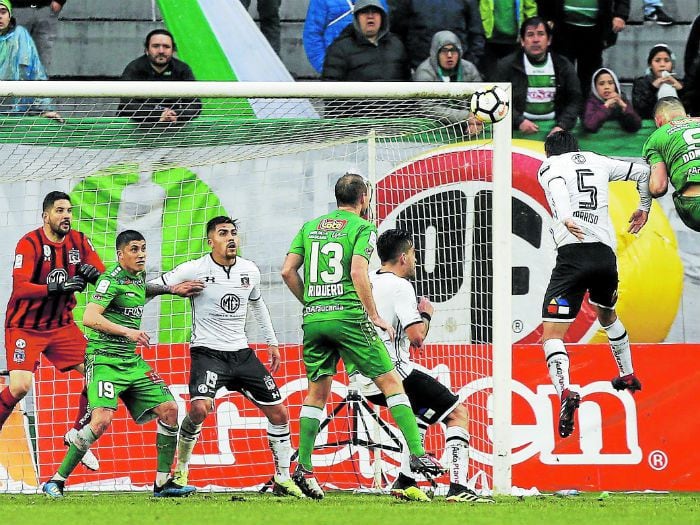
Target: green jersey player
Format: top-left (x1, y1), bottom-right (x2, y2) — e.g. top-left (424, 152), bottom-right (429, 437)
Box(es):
top-left (644, 96), bottom-right (700, 231)
top-left (43, 230), bottom-right (203, 499)
top-left (281, 173), bottom-right (446, 500)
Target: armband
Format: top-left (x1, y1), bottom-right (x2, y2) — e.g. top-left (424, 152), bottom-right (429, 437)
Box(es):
top-left (420, 312), bottom-right (432, 322)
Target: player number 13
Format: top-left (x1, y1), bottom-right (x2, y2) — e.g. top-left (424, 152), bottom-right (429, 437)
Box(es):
top-left (309, 241), bottom-right (343, 284)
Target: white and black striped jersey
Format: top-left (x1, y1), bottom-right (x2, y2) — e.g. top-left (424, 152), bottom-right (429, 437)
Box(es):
top-left (537, 151), bottom-right (651, 249)
top-left (359, 270), bottom-right (423, 397)
top-left (155, 254), bottom-right (278, 352)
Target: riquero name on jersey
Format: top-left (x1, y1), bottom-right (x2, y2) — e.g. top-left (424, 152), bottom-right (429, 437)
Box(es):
top-left (307, 283), bottom-right (344, 297)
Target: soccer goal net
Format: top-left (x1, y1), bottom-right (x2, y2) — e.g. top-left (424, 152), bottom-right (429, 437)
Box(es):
top-left (0, 81), bottom-right (512, 495)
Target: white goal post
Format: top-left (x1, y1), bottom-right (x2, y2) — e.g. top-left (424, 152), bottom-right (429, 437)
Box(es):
top-left (0, 81), bottom-right (512, 495)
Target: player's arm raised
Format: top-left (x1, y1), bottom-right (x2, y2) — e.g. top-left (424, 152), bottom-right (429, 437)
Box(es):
top-left (83, 302), bottom-right (150, 347)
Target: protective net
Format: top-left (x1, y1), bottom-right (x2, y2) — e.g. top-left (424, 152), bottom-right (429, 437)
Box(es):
top-left (0, 82), bottom-right (510, 494)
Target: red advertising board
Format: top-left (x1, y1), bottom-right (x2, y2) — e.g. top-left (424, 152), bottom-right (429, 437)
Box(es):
top-left (34, 343), bottom-right (700, 491)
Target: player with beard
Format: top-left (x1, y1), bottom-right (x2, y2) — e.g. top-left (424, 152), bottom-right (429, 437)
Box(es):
top-left (153, 216), bottom-right (304, 498)
top-left (1, 191), bottom-right (104, 471)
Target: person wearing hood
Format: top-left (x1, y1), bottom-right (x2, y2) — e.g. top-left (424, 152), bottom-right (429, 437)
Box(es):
top-left (632, 43), bottom-right (683, 120)
top-left (0, 0), bottom-right (61, 121)
top-left (413, 30), bottom-right (483, 134)
top-left (321, 0), bottom-right (409, 82)
top-left (583, 67), bottom-right (641, 133)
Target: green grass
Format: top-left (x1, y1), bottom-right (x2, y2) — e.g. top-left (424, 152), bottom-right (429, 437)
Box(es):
top-left (1, 492), bottom-right (699, 525)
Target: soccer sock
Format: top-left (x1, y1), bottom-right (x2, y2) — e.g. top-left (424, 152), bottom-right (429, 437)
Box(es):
top-left (445, 426), bottom-right (470, 486)
top-left (386, 393), bottom-right (425, 457)
top-left (543, 339), bottom-right (571, 397)
top-left (267, 422), bottom-right (292, 481)
top-left (72, 387), bottom-right (90, 430)
top-left (0, 388), bottom-right (20, 431)
top-left (603, 318), bottom-right (633, 376)
top-left (400, 419), bottom-right (427, 479)
top-left (57, 426), bottom-right (97, 479)
top-left (156, 420), bottom-right (178, 485)
top-left (176, 415), bottom-right (202, 472)
top-left (298, 405), bottom-right (324, 471)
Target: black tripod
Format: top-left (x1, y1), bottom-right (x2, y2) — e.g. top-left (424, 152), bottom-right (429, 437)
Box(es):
top-left (261, 387), bottom-right (404, 492)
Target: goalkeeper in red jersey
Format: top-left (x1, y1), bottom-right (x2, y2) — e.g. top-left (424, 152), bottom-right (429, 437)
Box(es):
top-left (1, 191), bottom-right (104, 471)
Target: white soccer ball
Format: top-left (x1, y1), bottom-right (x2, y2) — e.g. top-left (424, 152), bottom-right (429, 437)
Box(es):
top-left (469, 86), bottom-right (510, 123)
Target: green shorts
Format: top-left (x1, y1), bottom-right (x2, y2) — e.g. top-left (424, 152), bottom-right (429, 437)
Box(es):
top-left (302, 317), bottom-right (394, 382)
top-left (673, 192), bottom-right (700, 232)
top-left (85, 353), bottom-right (174, 424)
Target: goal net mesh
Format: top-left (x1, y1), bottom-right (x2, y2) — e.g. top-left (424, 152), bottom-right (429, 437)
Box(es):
top-left (0, 84), bottom-right (505, 494)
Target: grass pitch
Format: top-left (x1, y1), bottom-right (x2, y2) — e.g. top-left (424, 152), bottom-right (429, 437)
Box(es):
top-left (1, 491), bottom-right (698, 525)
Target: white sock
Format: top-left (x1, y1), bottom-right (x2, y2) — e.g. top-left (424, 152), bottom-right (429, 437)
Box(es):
top-left (543, 339), bottom-right (570, 397)
top-left (445, 426), bottom-right (470, 486)
top-left (176, 415), bottom-right (202, 472)
top-left (72, 426), bottom-right (98, 452)
top-left (155, 471), bottom-right (170, 487)
top-left (268, 421), bottom-right (292, 482)
top-left (603, 318), bottom-right (633, 376)
top-left (400, 420), bottom-right (427, 479)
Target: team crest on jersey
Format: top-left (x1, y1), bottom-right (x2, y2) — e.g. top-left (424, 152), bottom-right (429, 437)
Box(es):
top-left (220, 294), bottom-right (241, 313)
top-left (318, 218), bottom-right (347, 231)
top-left (240, 275), bottom-right (250, 287)
top-left (572, 154), bottom-right (586, 164)
top-left (68, 249), bottom-right (80, 265)
top-left (42, 245), bottom-right (51, 261)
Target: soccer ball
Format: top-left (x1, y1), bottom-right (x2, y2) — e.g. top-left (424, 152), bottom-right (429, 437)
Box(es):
top-left (469, 86), bottom-right (509, 123)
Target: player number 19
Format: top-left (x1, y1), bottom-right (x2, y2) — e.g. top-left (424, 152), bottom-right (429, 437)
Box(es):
top-left (98, 381), bottom-right (115, 399)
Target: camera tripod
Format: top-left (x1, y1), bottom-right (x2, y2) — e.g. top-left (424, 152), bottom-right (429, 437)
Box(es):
top-left (261, 387), bottom-right (404, 492)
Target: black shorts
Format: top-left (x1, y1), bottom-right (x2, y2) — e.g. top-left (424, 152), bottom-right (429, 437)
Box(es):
top-left (189, 347), bottom-right (282, 405)
top-left (542, 242), bottom-right (618, 322)
top-left (365, 369), bottom-right (460, 425)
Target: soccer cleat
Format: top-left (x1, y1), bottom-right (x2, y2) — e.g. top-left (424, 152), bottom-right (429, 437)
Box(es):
top-left (612, 374), bottom-right (642, 394)
top-left (445, 483), bottom-right (495, 503)
top-left (153, 477), bottom-right (197, 498)
top-left (644, 7), bottom-right (674, 25)
top-left (272, 477), bottom-right (306, 498)
top-left (64, 429), bottom-right (100, 471)
top-left (390, 473), bottom-right (430, 502)
top-left (172, 469), bottom-right (189, 487)
top-left (558, 389), bottom-right (581, 438)
top-left (291, 465), bottom-right (324, 500)
top-left (42, 479), bottom-right (65, 498)
top-left (409, 453), bottom-right (447, 477)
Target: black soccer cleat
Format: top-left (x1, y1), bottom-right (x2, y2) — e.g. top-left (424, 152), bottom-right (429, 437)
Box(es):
top-left (42, 479), bottom-right (65, 498)
top-left (291, 465), bottom-right (324, 500)
top-left (445, 482), bottom-right (495, 503)
top-left (409, 453), bottom-right (447, 477)
top-left (558, 389), bottom-right (581, 438)
top-left (153, 477), bottom-right (197, 498)
top-left (612, 374), bottom-right (642, 394)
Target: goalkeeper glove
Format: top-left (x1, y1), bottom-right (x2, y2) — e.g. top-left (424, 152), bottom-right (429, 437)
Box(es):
top-left (78, 263), bottom-right (101, 284)
top-left (47, 276), bottom-right (87, 296)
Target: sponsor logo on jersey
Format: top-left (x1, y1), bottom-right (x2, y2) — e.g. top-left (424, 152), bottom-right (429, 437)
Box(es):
top-left (572, 154), bottom-right (586, 164)
top-left (220, 293), bottom-right (241, 313)
top-left (68, 249), bottom-right (81, 265)
top-left (240, 275), bottom-right (250, 287)
top-left (318, 218), bottom-right (347, 231)
top-left (198, 384), bottom-right (208, 394)
top-left (119, 305), bottom-right (144, 318)
top-left (46, 268), bottom-right (68, 284)
top-left (14, 254), bottom-right (23, 268)
top-left (547, 297), bottom-right (570, 316)
top-left (96, 280), bottom-right (110, 293)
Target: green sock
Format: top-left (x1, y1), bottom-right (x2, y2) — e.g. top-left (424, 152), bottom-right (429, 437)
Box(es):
top-left (298, 405), bottom-right (324, 471)
top-left (387, 394), bottom-right (425, 456)
top-left (57, 427), bottom-right (96, 479)
top-left (156, 420), bottom-right (178, 475)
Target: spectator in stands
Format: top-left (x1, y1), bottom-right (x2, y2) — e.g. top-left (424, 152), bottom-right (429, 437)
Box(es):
top-left (240, 0), bottom-right (281, 54)
top-left (632, 43), bottom-right (683, 119)
top-left (118, 29), bottom-right (201, 126)
top-left (303, 0), bottom-right (389, 74)
top-left (494, 16), bottom-right (581, 135)
top-left (537, 0), bottom-right (629, 96)
top-left (643, 0), bottom-right (673, 25)
top-left (322, 0), bottom-right (408, 82)
top-left (479, 0), bottom-right (537, 80)
top-left (388, 0), bottom-right (485, 70)
top-left (413, 30), bottom-right (482, 134)
top-left (583, 67), bottom-right (641, 133)
top-left (12, 0), bottom-right (65, 72)
top-left (0, 0), bottom-right (62, 121)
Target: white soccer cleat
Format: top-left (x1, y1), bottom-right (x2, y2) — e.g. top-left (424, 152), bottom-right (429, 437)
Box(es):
top-left (64, 428), bottom-right (100, 471)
